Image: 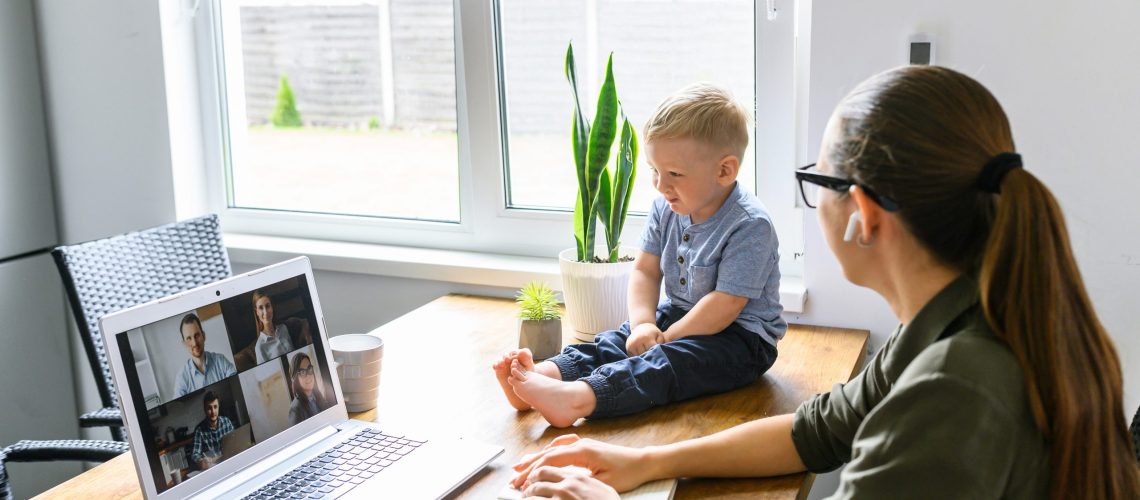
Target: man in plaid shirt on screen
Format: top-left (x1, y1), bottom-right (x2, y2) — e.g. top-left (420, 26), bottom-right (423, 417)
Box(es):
top-left (191, 390), bottom-right (234, 470)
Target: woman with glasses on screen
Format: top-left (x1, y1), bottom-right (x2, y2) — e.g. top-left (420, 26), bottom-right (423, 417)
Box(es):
top-left (507, 66), bottom-right (1140, 499)
top-left (288, 352), bottom-right (333, 425)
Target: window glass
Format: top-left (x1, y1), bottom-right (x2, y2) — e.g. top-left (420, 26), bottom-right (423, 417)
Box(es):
top-left (222, 1), bottom-right (460, 222)
top-left (498, 0), bottom-right (755, 212)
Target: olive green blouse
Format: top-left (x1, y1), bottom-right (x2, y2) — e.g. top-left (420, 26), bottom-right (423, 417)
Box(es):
top-left (791, 276), bottom-right (1050, 498)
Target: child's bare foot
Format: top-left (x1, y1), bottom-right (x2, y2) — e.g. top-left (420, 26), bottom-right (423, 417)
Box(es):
top-left (507, 360), bottom-right (596, 428)
top-left (514, 348), bottom-right (536, 372)
top-left (493, 352), bottom-right (532, 411)
top-left (516, 348), bottom-right (566, 380)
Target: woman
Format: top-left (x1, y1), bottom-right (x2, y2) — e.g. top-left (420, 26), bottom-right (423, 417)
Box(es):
top-left (288, 352), bottom-right (333, 425)
top-left (509, 66), bottom-right (1140, 499)
top-left (252, 289), bottom-right (294, 363)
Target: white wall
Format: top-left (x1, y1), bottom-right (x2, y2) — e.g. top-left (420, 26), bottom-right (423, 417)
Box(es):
top-left (34, 0), bottom-right (180, 441)
top-left (35, 0), bottom-right (177, 244)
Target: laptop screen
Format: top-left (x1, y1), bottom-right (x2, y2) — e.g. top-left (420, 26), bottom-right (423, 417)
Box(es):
top-left (113, 273), bottom-right (337, 494)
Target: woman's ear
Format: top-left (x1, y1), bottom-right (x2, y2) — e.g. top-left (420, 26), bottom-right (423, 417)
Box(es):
top-left (848, 185), bottom-right (882, 243)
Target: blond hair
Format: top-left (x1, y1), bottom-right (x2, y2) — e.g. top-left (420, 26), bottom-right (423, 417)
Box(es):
top-left (643, 83), bottom-right (751, 159)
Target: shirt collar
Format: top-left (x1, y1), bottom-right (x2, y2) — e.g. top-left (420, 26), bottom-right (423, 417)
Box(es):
top-left (886, 274), bottom-right (986, 374)
top-left (189, 353), bottom-right (210, 375)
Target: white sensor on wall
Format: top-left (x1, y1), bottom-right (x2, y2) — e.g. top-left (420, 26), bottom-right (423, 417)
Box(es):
top-left (908, 32), bottom-right (936, 65)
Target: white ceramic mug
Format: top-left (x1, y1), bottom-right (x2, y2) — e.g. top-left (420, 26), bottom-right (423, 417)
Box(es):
top-left (339, 373), bottom-right (380, 393)
top-left (343, 387), bottom-right (380, 413)
top-left (336, 359), bottom-right (381, 379)
top-left (330, 334), bottom-right (384, 365)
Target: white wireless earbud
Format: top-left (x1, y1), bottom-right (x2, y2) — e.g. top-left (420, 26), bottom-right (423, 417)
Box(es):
top-left (843, 211), bottom-right (862, 242)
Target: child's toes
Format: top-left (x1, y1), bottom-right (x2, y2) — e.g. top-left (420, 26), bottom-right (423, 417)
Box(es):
top-left (516, 348), bottom-right (536, 370)
top-left (510, 360), bottom-right (528, 380)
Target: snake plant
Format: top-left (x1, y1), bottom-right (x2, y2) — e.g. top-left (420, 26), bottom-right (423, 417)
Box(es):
top-left (565, 42), bottom-right (639, 263)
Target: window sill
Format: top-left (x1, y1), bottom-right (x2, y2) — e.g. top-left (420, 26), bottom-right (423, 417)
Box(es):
top-left (225, 233), bottom-right (807, 313)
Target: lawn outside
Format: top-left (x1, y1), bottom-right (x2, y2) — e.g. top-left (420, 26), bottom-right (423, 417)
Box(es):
top-left (232, 128), bottom-right (680, 222)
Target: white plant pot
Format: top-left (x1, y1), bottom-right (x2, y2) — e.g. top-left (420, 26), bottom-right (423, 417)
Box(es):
top-left (559, 247), bottom-right (637, 342)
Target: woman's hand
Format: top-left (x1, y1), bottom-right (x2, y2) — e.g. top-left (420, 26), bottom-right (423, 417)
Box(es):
top-left (520, 465), bottom-right (619, 499)
top-left (511, 434), bottom-right (657, 493)
top-left (626, 323), bottom-right (667, 356)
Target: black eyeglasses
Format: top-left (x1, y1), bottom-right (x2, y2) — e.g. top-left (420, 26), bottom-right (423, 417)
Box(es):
top-left (795, 164), bottom-right (900, 211)
top-left (295, 366), bottom-right (315, 377)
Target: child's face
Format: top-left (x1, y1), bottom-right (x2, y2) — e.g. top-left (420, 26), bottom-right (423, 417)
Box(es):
top-left (645, 137), bottom-right (739, 223)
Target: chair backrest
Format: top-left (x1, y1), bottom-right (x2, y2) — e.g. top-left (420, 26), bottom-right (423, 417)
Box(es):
top-left (51, 215), bottom-right (232, 413)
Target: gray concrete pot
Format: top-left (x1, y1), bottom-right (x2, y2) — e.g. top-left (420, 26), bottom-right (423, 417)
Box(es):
top-left (518, 318), bottom-right (562, 360)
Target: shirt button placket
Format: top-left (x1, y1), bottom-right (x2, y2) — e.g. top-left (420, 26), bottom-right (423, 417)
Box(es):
top-left (679, 232), bottom-right (690, 289)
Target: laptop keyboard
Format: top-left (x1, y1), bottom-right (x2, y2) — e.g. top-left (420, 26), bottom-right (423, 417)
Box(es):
top-left (244, 428), bottom-right (425, 500)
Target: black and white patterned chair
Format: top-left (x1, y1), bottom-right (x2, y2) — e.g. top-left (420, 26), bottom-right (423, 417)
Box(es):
top-left (51, 214), bottom-right (232, 442)
top-left (0, 439), bottom-right (129, 500)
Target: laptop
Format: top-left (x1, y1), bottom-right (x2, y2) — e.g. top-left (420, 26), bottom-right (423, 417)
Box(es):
top-left (101, 256), bottom-right (502, 499)
top-left (221, 423), bottom-right (254, 458)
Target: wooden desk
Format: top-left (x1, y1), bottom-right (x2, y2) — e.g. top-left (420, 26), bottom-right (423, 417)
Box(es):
top-left (40, 295), bottom-right (868, 499)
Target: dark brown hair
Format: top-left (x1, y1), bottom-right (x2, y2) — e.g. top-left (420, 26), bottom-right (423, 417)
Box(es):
top-left (830, 65), bottom-right (1138, 498)
top-left (290, 352), bottom-right (323, 401)
top-left (179, 313), bottom-right (203, 340)
top-left (202, 390), bottom-right (218, 412)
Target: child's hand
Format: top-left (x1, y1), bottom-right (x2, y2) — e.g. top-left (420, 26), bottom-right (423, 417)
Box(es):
top-left (626, 323), bottom-right (666, 356)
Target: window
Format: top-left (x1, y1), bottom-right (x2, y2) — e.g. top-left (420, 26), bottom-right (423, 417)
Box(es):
top-left (215, 0), bottom-right (460, 222)
top-left (496, 0), bottom-right (756, 213)
top-left (197, 0), bottom-right (803, 273)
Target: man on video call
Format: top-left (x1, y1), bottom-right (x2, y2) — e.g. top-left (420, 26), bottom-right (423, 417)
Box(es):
top-left (190, 391), bottom-right (234, 470)
top-left (174, 313), bottom-right (237, 398)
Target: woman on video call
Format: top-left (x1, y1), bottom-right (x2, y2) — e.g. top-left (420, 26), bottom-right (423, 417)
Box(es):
top-left (288, 351), bottom-right (333, 425)
top-left (252, 289), bottom-right (294, 363)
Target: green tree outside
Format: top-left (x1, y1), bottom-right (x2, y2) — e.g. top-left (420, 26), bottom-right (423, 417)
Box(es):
top-left (270, 74), bottom-right (303, 127)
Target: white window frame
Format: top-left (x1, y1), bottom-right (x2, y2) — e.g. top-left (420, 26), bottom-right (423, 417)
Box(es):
top-left (192, 0), bottom-right (804, 277)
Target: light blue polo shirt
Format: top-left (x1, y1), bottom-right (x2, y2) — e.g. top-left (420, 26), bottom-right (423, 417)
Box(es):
top-left (640, 182), bottom-right (787, 345)
top-left (174, 351), bottom-right (237, 397)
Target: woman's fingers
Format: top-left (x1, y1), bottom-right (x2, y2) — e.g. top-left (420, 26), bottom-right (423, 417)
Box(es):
top-left (521, 480), bottom-right (559, 499)
top-left (512, 446), bottom-right (596, 488)
top-left (522, 466), bottom-right (620, 500)
top-left (526, 464), bottom-right (583, 486)
top-left (513, 434), bottom-right (582, 472)
top-left (547, 434), bottom-right (581, 448)
top-left (521, 466), bottom-right (588, 499)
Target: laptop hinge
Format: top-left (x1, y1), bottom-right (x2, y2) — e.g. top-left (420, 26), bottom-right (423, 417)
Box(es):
top-left (191, 425), bottom-right (340, 499)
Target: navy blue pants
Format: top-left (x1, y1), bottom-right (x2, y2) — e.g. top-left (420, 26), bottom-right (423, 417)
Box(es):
top-left (548, 305), bottom-right (778, 418)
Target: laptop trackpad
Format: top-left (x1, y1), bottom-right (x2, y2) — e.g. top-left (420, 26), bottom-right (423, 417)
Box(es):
top-left (342, 438), bottom-right (502, 500)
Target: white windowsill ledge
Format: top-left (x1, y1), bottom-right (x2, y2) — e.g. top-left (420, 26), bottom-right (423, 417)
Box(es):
top-left (225, 233), bottom-right (807, 313)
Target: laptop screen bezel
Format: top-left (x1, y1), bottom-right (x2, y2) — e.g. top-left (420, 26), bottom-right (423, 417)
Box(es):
top-left (100, 256), bottom-right (350, 500)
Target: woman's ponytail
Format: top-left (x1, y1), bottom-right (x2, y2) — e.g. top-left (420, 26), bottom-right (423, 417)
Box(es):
top-left (980, 168), bottom-right (1139, 498)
